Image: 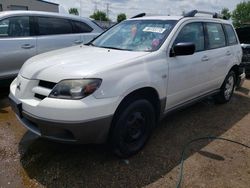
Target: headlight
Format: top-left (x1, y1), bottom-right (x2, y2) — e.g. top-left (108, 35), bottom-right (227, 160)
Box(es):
top-left (49, 79), bottom-right (102, 99)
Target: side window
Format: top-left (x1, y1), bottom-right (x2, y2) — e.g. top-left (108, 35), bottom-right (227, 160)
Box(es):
top-left (206, 23), bottom-right (226, 49)
top-left (37, 17), bottom-right (73, 35)
top-left (224, 24), bottom-right (238, 45)
top-left (0, 4), bottom-right (2, 11)
top-left (0, 16), bottom-right (30, 37)
top-left (73, 20), bottom-right (93, 33)
top-left (174, 22), bottom-right (205, 52)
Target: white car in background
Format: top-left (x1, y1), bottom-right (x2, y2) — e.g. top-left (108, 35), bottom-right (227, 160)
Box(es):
top-left (0, 11), bottom-right (103, 81)
top-left (9, 10), bottom-right (245, 157)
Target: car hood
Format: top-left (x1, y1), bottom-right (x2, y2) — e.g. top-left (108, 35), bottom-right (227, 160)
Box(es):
top-left (20, 45), bottom-right (150, 82)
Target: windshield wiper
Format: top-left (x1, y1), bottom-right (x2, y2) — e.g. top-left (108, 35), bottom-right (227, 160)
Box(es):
top-left (98, 46), bottom-right (132, 51)
top-left (85, 42), bottom-right (95, 46)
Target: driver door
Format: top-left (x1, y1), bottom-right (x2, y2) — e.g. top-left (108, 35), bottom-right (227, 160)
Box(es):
top-left (166, 22), bottom-right (210, 110)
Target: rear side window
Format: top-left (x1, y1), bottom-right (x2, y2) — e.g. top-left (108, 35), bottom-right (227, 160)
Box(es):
top-left (37, 17), bottom-right (73, 35)
top-left (206, 23), bottom-right (226, 49)
top-left (0, 16), bottom-right (30, 37)
top-left (174, 22), bottom-right (205, 52)
top-left (224, 24), bottom-right (238, 45)
top-left (72, 20), bottom-right (93, 33)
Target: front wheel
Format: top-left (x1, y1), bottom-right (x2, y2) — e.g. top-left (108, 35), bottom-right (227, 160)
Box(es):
top-left (110, 99), bottom-right (155, 158)
top-left (214, 71), bottom-right (236, 104)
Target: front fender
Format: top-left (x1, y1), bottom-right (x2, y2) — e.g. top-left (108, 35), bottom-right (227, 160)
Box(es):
top-left (93, 63), bottom-right (167, 100)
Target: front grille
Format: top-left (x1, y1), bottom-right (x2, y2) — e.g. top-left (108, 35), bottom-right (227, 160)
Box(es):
top-left (33, 80), bottom-right (57, 100)
top-left (38, 80), bottom-right (56, 89)
top-left (34, 93), bottom-right (46, 100)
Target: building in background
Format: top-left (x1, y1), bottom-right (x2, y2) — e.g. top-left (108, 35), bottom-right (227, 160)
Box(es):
top-left (0, 0), bottom-right (59, 12)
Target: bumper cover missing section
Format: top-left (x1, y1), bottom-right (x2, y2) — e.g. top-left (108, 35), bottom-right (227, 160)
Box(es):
top-left (237, 64), bottom-right (246, 88)
top-left (241, 62), bottom-right (250, 76)
top-left (15, 109), bottom-right (113, 144)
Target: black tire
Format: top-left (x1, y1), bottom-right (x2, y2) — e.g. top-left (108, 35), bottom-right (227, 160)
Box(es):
top-left (110, 99), bottom-right (155, 158)
top-left (214, 71), bottom-right (236, 104)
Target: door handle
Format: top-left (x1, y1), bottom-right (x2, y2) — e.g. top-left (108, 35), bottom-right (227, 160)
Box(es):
top-left (201, 56), bottom-right (209, 62)
top-left (74, 40), bottom-right (82, 44)
top-left (21, 44), bottom-right (34, 49)
top-left (226, 51), bottom-right (231, 56)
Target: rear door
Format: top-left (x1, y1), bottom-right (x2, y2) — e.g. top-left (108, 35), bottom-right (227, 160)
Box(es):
top-left (36, 16), bottom-right (81, 54)
top-left (224, 24), bottom-right (242, 63)
top-left (204, 22), bottom-right (230, 90)
top-left (0, 16), bottom-right (36, 79)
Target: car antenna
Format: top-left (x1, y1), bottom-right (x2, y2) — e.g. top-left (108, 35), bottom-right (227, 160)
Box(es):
top-left (131, 13), bottom-right (146, 19)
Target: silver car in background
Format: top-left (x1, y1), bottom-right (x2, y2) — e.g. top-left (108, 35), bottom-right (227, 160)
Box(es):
top-left (0, 11), bottom-right (103, 80)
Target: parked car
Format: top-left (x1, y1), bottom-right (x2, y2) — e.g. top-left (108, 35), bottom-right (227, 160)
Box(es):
top-left (9, 10), bottom-right (245, 157)
top-left (0, 11), bottom-right (103, 81)
top-left (236, 26), bottom-right (250, 77)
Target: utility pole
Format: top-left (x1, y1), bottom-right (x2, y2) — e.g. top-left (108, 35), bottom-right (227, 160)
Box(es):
top-left (79, 0), bottom-right (82, 16)
top-left (106, 3), bottom-right (110, 20)
top-left (93, 1), bottom-right (98, 13)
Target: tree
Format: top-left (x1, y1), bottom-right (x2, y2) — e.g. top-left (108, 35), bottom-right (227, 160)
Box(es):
top-left (90, 11), bottom-right (109, 21)
top-left (69, 8), bottom-right (79, 16)
top-left (221, 8), bottom-right (231, 20)
top-left (232, 1), bottom-right (250, 28)
top-left (117, 13), bottom-right (127, 23)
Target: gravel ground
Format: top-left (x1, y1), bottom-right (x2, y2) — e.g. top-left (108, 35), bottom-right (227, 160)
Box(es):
top-left (0, 79), bottom-right (249, 188)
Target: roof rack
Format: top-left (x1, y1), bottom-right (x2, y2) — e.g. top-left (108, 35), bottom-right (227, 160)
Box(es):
top-left (131, 13), bottom-right (146, 19)
top-left (184, 10), bottom-right (226, 19)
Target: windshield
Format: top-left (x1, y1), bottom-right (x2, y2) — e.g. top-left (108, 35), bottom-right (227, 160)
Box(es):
top-left (92, 20), bottom-right (177, 52)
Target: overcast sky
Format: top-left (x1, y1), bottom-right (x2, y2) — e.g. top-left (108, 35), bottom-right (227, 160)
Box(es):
top-left (46, 0), bottom-right (243, 21)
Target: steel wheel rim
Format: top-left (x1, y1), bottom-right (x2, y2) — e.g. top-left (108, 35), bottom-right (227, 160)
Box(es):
top-left (123, 111), bottom-right (146, 144)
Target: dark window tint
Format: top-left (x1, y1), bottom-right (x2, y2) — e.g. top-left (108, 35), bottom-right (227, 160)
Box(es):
top-left (206, 23), bottom-right (226, 49)
top-left (174, 22), bottom-right (205, 52)
top-left (0, 16), bottom-right (30, 37)
top-left (73, 20), bottom-right (93, 33)
top-left (236, 27), bottom-right (250, 44)
top-left (0, 4), bottom-right (2, 11)
top-left (224, 24), bottom-right (238, 45)
top-left (38, 17), bottom-right (73, 35)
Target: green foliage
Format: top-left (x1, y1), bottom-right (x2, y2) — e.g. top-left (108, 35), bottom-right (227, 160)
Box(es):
top-left (90, 11), bottom-right (109, 21)
top-left (221, 8), bottom-right (231, 20)
top-left (232, 1), bottom-right (250, 28)
top-left (68, 8), bottom-right (79, 16)
top-left (117, 13), bottom-right (127, 23)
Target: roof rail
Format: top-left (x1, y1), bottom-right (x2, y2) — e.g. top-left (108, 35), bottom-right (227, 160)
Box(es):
top-left (131, 13), bottom-right (146, 19)
top-left (184, 10), bottom-right (226, 19)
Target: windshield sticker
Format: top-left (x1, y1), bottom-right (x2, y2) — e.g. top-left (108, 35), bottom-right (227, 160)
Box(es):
top-left (143, 27), bottom-right (166, 33)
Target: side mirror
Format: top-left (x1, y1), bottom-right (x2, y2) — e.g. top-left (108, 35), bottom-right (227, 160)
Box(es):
top-left (170, 42), bottom-right (195, 57)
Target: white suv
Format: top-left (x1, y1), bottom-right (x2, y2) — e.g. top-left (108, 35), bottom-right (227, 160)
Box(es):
top-left (9, 10), bottom-right (245, 157)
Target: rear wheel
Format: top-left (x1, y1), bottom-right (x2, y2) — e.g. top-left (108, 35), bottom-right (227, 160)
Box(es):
top-left (214, 71), bottom-right (236, 104)
top-left (110, 99), bottom-right (155, 158)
